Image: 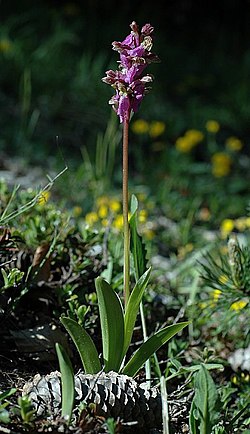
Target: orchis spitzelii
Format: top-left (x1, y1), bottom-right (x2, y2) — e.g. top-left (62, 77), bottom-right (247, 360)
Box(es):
top-left (23, 23), bottom-right (189, 430)
top-left (102, 21), bottom-right (160, 305)
top-left (102, 21), bottom-right (160, 123)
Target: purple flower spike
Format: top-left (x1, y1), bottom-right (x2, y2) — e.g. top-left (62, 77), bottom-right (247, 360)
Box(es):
top-left (102, 21), bottom-right (160, 123)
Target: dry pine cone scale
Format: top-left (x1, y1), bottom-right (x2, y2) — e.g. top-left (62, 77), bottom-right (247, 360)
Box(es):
top-left (23, 371), bottom-right (163, 431)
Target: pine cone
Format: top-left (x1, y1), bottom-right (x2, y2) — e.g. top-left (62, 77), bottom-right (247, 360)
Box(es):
top-left (23, 370), bottom-right (162, 431)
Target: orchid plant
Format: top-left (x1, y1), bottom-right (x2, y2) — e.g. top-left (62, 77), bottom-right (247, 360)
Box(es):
top-left (102, 21), bottom-right (160, 304)
top-left (57, 22), bottom-right (189, 419)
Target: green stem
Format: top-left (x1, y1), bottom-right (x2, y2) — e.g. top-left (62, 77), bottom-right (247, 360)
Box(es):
top-left (123, 117), bottom-right (130, 306)
top-left (139, 302), bottom-right (151, 385)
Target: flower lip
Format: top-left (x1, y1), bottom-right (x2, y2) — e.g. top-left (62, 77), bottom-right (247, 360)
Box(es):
top-left (141, 23), bottom-right (154, 36)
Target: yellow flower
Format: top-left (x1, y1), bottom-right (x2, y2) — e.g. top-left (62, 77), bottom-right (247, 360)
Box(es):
top-left (175, 129), bottom-right (203, 152)
top-left (96, 196), bottom-right (109, 207)
top-left (234, 218), bottom-right (246, 232)
top-left (211, 153), bottom-right (232, 177)
top-left (212, 165), bottom-right (231, 177)
top-left (101, 218), bottom-right (109, 227)
top-left (148, 121), bottom-right (166, 138)
top-left (138, 209), bottom-right (148, 223)
top-left (131, 119), bottom-right (149, 135)
top-left (142, 228), bottom-right (155, 240)
top-left (185, 129), bottom-right (204, 144)
top-left (113, 214), bottom-right (123, 230)
top-left (37, 191), bottom-right (51, 205)
top-left (231, 375), bottom-right (238, 385)
top-left (98, 204), bottom-right (108, 219)
top-left (213, 289), bottom-right (222, 301)
top-left (241, 373), bottom-right (250, 382)
top-left (199, 301), bottom-right (209, 309)
top-left (226, 136), bottom-right (243, 152)
top-left (205, 120), bottom-right (220, 133)
top-left (175, 136), bottom-right (194, 153)
top-left (85, 212), bottom-right (98, 226)
top-left (109, 199), bottom-right (121, 213)
top-left (220, 218), bottom-right (234, 236)
top-left (232, 373), bottom-right (250, 385)
top-left (211, 153), bottom-right (231, 165)
top-left (230, 300), bottom-right (248, 311)
top-left (72, 206), bottom-right (82, 217)
top-left (245, 217), bottom-right (250, 228)
top-left (113, 212), bottom-right (132, 230)
top-left (0, 38), bottom-right (12, 53)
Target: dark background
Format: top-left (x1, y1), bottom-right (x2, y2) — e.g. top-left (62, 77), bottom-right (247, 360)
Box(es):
top-left (0, 0), bottom-right (250, 162)
top-left (2, 0), bottom-right (249, 52)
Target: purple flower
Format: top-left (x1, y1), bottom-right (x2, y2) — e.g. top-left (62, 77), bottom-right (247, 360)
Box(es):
top-left (117, 94), bottom-right (131, 122)
top-left (102, 21), bottom-right (160, 123)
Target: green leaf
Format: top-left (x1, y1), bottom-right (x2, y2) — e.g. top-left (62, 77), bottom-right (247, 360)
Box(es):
top-left (0, 409), bottom-right (10, 424)
top-left (18, 395), bottom-right (35, 424)
top-left (1, 269), bottom-right (9, 288)
top-left (0, 388), bottom-right (17, 401)
top-left (129, 194), bottom-right (147, 280)
top-left (189, 399), bottom-right (199, 434)
top-left (55, 343), bottom-right (75, 422)
top-left (191, 364), bottom-right (219, 434)
top-left (167, 363), bottom-right (224, 381)
top-left (130, 193), bottom-right (138, 216)
top-left (122, 322), bottom-right (189, 377)
top-left (95, 276), bottom-right (124, 372)
top-left (230, 401), bottom-right (250, 426)
top-left (123, 268), bottom-right (151, 357)
top-left (60, 317), bottom-right (101, 374)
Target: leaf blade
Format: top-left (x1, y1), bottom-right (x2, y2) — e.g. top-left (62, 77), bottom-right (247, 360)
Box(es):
top-left (129, 194), bottom-right (147, 280)
top-left (122, 322), bottom-right (189, 377)
top-left (123, 268), bottom-right (151, 357)
top-left (60, 317), bottom-right (101, 374)
top-left (55, 343), bottom-right (75, 422)
top-left (95, 277), bottom-right (125, 372)
top-left (192, 364), bottom-right (219, 434)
